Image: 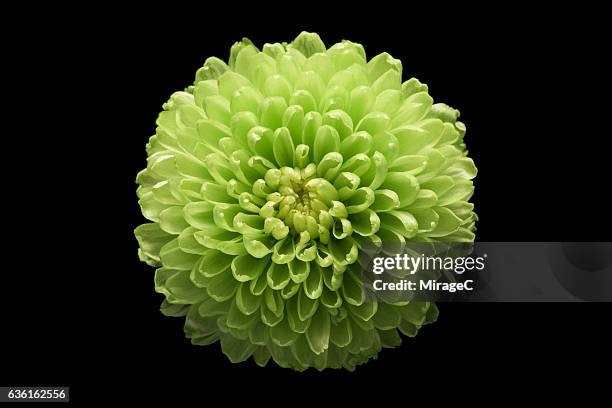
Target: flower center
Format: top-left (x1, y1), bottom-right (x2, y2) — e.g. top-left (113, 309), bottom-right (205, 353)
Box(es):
top-left (259, 165), bottom-right (339, 240)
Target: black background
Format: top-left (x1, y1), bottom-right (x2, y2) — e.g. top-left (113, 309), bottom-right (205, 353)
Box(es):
top-left (2, 6), bottom-right (610, 403)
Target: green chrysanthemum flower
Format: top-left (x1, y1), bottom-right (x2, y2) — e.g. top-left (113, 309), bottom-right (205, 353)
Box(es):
top-left (135, 32), bottom-right (477, 370)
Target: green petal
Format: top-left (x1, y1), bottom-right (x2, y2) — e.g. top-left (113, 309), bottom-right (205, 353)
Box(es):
top-left (313, 125), bottom-right (340, 164)
top-left (235, 282), bottom-right (262, 315)
top-left (380, 172), bottom-right (419, 207)
top-left (288, 259), bottom-right (310, 283)
top-left (344, 187), bottom-right (375, 214)
top-left (160, 239), bottom-right (200, 270)
top-left (392, 92), bottom-right (433, 127)
top-left (261, 300), bottom-right (284, 327)
top-left (291, 31), bottom-right (326, 57)
top-left (231, 254), bottom-right (269, 282)
top-left (367, 52), bottom-right (402, 83)
top-left (361, 151), bottom-right (388, 190)
top-left (306, 307), bottom-right (330, 355)
top-left (320, 287), bottom-right (343, 308)
top-left (287, 296), bottom-right (311, 333)
top-left (177, 227), bottom-right (208, 255)
top-left (298, 286), bottom-right (319, 321)
top-left (372, 303), bottom-right (402, 329)
top-left (196, 249), bottom-right (234, 278)
top-left (272, 127), bottom-right (295, 167)
top-left (378, 328), bottom-right (402, 347)
top-left (206, 270), bottom-right (238, 301)
top-left (341, 265), bottom-right (365, 306)
top-left (323, 109), bottom-right (353, 140)
top-left (349, 209), bottom-right (380, 236)
top-left (270, 316), bottom-right (300, 346)
top-left (249, 270), bottom-right (268, 296)
top-left (421, 175), bottom-right (455, 197)
top-left (446, 157), bottom-right (478, 180)
top-left (400, 302), bottom-right (429, 325)
top-left (267, 262), bottom-right (291, 290)
top-left (135, 223), bottom-right (174, 264)
top-left (291, 90), bottom-right (318, 115)
top-left (230, 86), bottom-right (263, 115)
top-left (407, 189), bottom-right (438, 209)
top-left (304, 263), bottom-right (323, 299)
top-left (195, 56), bottom-right (228, 82)
top-left (155, 268), bottom-right (206, 304)
top-left (248, 322), bottom-right (269, 345)
top-left (264, 74), bottom-right (292, 102)
top-left (291, 335), bottom-right (314, 367)
top-left (425, 207), bottom-right (463, 237)
top-left (283, 105), bottom-right (305, 145)
top-left (160, 300), bottom-right (190, 317)
top-left (340, 131), bottom-right (372, 158)
top-left (329, 237), bottom-right (359, 266)
top-left (203, 95), bottom-right (231, 125)
top-left (227, 301), bottom-right (258, 330)
top-left (281, 280), bottom-right (301, 300)
top-left (295, 71), bottom-right (325, 101)
top-left (243, 235), bottom-right (275, 258)
top-left (401, 77), bottom-right (428, 98)
top-left (348, 301), bottom-right (378, 322)
top-left (218, 71), bottom-right (251, 100)
top-left (371, 189), bottom-right (400, 212)
top-left (378, 211), bottom-right (418, 238)
top-left (371, 69), bottom-right (401, 95)
top-left (220, 334), bottom-right (256, 363)
top-left (317, 152), bottom-right (343, 180)
top-left (373, 89), bottom-right (402, 115)
top-left (348, 86), bottom-right (375, 122)
top-left (272, 237), bottom-right (295, 264)
top-left (329, 317), bottom-right (352, 347)
top-left (411, 208), bottom-right (440, 233)
top-left (252, 347), bottom-right (271, 367)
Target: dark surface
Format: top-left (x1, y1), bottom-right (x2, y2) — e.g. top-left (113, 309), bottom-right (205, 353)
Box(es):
top-left (2, 6), bottom-right (610, 403)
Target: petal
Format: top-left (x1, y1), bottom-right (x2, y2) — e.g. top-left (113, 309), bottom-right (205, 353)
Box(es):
top-left (372, 303), bottom-right (402, 330)
top-left (425, 207), bottom-right (463, 237)
top-left (231, 254), bottom-right (269, 282)
top-left (287, 296), bottom-right (311, 333)
top-left (313, 125), bottom-right (340, 164)
top-left (272, 127), bottom-right (295, 167)
top-left (155, 268), bottom-right (206, 304)
top-left (267, 262), bottom-right (291, 290)
top-left (220, 334), bottom-right (256, 363)
top-left (329, 317), bottom-right (352, 347)
top-left (306, 306), bottom-right (330, 355)
top-left (344, 187), bottom-right (375, 214)
top-left (378, 211), bottom-right (418, 238)
top-left (298, 285), bottom-right (319, 321)
top-left (269, 315), bottom-right (300, 346)
top-left (290, 31), bottom-right (326, 57)
top-left (341, 265), bottom-right (365, 306)
top-left (304, 263), bottom-right (323, 299)
top-left (227, 301), bottom-right (258, 330)
top-left (288, 259), bottom-right (310, 283)
top-left (380, 172), bottom-right (419, 207)
top-left (349, 209), bottom-right (380, 236)
top-left (323, 109), bottom-right (353, 140)
top-left (134, 223), bottom-right (174, 264)
top-left (411, 207), bottom-right (440, 233)
top-left (206, 270), bottom-right (238, 301)
top-left (236, 282), bottom-right (262, 315)
top-left (371, 189), bottom-right (400, 212)
top-left (160, 239), bottom-right (201, 270)
top-left (367, 52), bottom-right (402, 83)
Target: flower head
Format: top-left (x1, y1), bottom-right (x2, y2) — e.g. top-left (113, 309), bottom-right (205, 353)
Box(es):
top-left (135, 32), bottom-right (477, 370)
